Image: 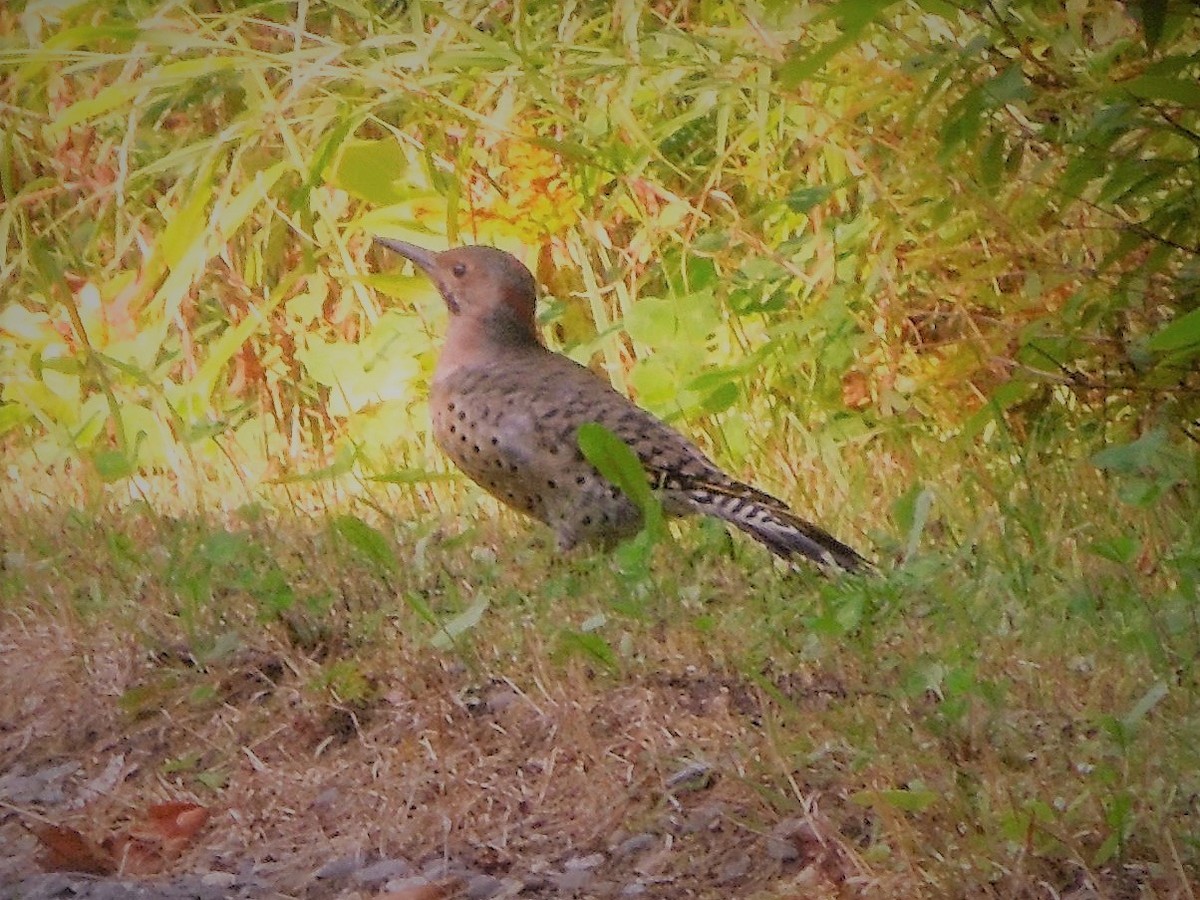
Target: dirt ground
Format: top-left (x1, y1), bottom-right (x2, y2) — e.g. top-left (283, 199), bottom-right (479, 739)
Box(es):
top-left (1, 617), bottom-right (875, 899)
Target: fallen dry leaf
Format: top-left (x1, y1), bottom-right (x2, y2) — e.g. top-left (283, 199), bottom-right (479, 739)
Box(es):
top-left (103, 832), bottom-right (163, 876)
top-left (106, 801), bottom-right (211, 874)
top-left (35, 801), bottom-right (211, 877)
top-left (33, 824), bottom-right (116, 875)
top-left (377, 878), bottom-right (460, 900)
top-left (144, 801), bottom-right (210, 846)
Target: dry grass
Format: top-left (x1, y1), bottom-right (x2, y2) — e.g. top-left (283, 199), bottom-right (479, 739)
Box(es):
top-left (2, 456), bottom-right (1197, 899)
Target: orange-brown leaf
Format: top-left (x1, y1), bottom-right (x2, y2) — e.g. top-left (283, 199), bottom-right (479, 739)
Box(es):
top-left (145, 801), bottom-right (210, 843)
top-left (377, 880), bottom-right (458, 900)
top-left (33, 824), bottom-right (116, 875)
top-left (103, 833), bottom-right (163, 876)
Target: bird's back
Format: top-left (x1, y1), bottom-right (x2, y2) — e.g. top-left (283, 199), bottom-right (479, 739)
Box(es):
top-left (430, 347), bottom-right (727, 549)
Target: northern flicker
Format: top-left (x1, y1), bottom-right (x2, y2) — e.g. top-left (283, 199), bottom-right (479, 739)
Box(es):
top-left (375, 238), bottom-right (871, 572)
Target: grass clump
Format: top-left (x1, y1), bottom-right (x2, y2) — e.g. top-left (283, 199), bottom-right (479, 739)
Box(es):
top-left (2, 437), bottom-right (1196, 896)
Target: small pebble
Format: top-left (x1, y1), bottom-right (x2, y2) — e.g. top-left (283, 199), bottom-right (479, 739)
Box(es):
top-left (717, 851), bottom-right (752, 883)
top-left (315, 854), bottom-right (362, 879)
top-left (614, 833), bottom-right (656, 858)
top-left (354, 857), bottom-right (412, 884)
top-left (682, 801), bottom-right (725, 833)
top-left (466, 873), bottom-right (505, 899)
top-left (766, 836), bottom-right (799, 861)
top-left (552, 868), bottom-right (594, 892)
top-left (564, 852), bottom-right (605, 870)
top-left (384, 875), bottom-right (434, 893)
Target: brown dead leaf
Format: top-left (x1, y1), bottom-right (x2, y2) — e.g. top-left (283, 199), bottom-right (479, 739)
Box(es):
top-left (103, 801), bottom-right (212, 873)
top-left (144, 801), bottom-right (210, 846)
top-left (103, 832), bottom-right (163, 876)
top-left (33, 824), bottom-right (116, 875)
top-left (841, 370), bottom-right (872, 410)
top-left (377, 879), bottom-right (460, 900)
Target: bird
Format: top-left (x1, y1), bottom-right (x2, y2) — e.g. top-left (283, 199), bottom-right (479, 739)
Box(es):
top-left (374, 237), bottom-right (871, 573)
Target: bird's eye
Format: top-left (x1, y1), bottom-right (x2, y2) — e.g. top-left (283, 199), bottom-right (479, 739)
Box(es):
top-left (452, 263), bottom-right (467, 278)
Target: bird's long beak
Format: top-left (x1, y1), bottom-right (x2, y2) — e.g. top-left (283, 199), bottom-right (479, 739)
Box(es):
top-left (374, 236), bottom-right (438, 276)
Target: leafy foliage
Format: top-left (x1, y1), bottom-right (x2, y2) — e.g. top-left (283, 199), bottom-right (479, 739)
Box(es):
top-left (0, 0), bottom-right (1195, 491)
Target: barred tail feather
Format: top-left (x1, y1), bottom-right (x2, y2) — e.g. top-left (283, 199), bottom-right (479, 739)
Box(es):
top-left (689, 487), bottom-right (871, 573)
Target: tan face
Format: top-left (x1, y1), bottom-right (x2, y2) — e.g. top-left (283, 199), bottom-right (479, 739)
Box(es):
top-left (375, 239), bottom-right (537, 330)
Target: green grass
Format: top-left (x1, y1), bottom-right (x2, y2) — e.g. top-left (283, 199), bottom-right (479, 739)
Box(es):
top-left (2, 441), bottom-right (1196, 896)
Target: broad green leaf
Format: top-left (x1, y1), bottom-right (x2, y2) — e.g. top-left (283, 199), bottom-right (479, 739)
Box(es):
top-left (159, 162), bottom-right (217, 270)
top-left (892, 483), bottom-right (933, 563)
top-left (912, 0), bottom-right (959, 16)
top-left (1088, 536), bottom-right (1139, 565)
top-left (51, 82), bottom-right (143, 132)
top-left (577, 422), bottom-right (665, 542)
top-left (1125, 75), bottom-right (1200, 107)
top-left (1147, 307), bottom-right (1200, 353)
top-left (330, 139), bottom-right (410, 205)
top-left (698, 380), bottom-right (738, 414)
top-left (979, 131), bottom-right (1005, 188)
top-left (0, 403), bottom-right (29, 436)
top-left (92, 448), bottom-right (135, 482)
top-left (984, 65), bottom-right (1030, 105)
top-left (429, 595), bottom-right (490, 650)
top-left (17, 23), bottom-right (141, 84)
top-left (623, 296), bottom-right (677, 346)
top-left (850, 788), bottom-right (938, 813)
top-left (778, 32), bottom-right (859, 85)
top-left (557, 630), bottom-right (619, 671)
top-left (1091, 428), bottom-right (1167, 475)
top-left (578, 423), bottom-right (654, 509)
top-left (331, 514), bottom-right (396, 574)
top-left (1139, 0), bottom-right (1168, 51)
top-left (785, 185), bottom-right (834, 214)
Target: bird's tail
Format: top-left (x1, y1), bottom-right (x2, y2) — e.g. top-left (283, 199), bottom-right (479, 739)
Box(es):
top-left (685, 481), bottom-right (872, 573)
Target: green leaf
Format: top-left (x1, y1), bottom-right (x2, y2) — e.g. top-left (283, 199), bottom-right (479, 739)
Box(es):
top-left (1147, 307), bottom-right (1200, 353)
top-left (1088, 536), bottom-right (1139, 565)
top-left (0, 403), bottom-right (31, 436)
top-left (622, 297), bottom-right (675, 347)
top-left (1122, 680), bottom-right (1168, 731)
top-left (1124, 75), bottom-right (1200, 107)
top-left (778, 0), bottom-right (896, 85)
top-left (371, 468), bottom-right (459, 485)
top-left (1139, 0), bottom-right (1168, 51)
top-left (331, 515), bottom-right (396, 574)
top-left (557, 630), bottom-right (619, 671)
top-left (892, 483), bottom-right (933, 563)
top-left (195, 769), bottom-right (228, 792)
top-left (329, 139), bottom-right (410, 204)
top-left (698, 380), bottom-right (739, 414)
top-left (911, 0), bottom-right (958, 16)
top-left (1091, 428), bottom-right (1167, 475)
top-left (984, 65), bottom-right (1030, 106)
top-left (850, 788), bottom-right (938, 813)
top-left (92, 449), bottom-right (135, 482)
top-left (785, 185), bottom-right (834, 214)
top-left (576, 422), bottom-right (663, 540)
top-left (979, 131), bottom-right (1005, 189)
top-left (429, 595), bottom-right (490, 650)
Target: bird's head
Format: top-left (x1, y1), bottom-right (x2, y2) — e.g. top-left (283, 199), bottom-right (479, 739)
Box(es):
top-left (375, 238), bottom-right (540, 346)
